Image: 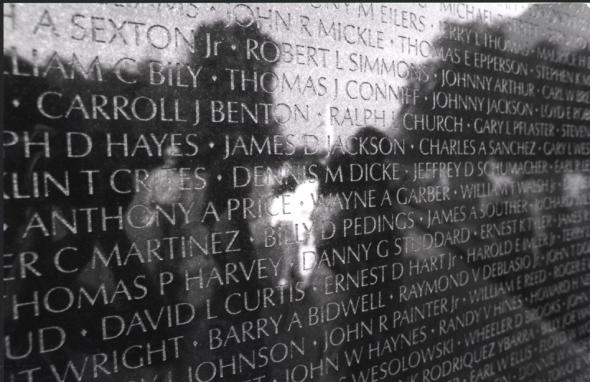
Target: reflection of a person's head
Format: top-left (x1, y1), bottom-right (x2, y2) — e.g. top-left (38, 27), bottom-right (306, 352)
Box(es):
top-left (193, 21), bottom-right (278, 101)
top-left (186, 21), bottom-right (281, 166)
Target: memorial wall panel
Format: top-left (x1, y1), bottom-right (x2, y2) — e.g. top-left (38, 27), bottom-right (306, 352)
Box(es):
top-left (3, 3), bottom-right (590, 382)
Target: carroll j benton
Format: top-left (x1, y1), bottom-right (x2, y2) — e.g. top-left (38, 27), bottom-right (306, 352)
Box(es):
top-left (35, 91), bottom-right (314, 127)
top-left (34, 91), bottom-right (278, 126)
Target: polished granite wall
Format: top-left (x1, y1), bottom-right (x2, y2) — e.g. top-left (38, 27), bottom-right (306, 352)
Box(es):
top-left (3, 3), bottom-right (590, 382)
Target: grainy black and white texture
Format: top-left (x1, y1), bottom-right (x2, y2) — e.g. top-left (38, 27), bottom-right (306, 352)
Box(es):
top-left (3, 3), bottom-right (590, 382)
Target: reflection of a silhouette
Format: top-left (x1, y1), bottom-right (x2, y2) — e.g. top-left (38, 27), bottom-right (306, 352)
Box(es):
top-left (4, 21), bottom-right (283, 381)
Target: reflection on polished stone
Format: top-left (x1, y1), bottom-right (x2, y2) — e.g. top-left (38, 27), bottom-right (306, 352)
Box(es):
top-left (3, 3), bottom-right (590, 382)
